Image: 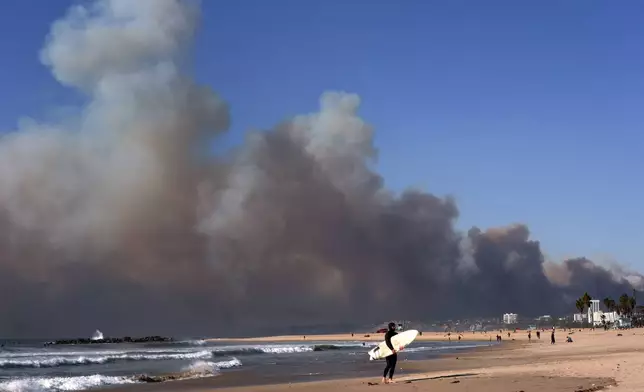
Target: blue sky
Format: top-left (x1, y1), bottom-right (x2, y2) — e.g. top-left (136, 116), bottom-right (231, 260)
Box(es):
top-left (0, 0), bottom-right (643, 269)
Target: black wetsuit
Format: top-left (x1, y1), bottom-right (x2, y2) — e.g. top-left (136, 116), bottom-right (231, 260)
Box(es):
top-left (383, 329), bottom-right (398, 379)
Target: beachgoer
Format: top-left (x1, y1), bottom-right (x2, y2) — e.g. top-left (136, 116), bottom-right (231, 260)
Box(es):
top-left (550, 329), bottom-right (555, 344)
top-left (382, 322), bottom-right (398, 384)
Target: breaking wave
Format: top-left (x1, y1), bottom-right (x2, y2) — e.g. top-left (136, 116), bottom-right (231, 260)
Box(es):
top-left (0, 375), bottom-right (136, 392)
top-left (0, 343), bottom-right (363, 369)
top-left (0, 359), bottom-right (242, 391)
top-left (182, 358), bottom-right (242, 374)
top-left (211, 343), bottom-right (364, 356)
top-left (0, 350), bottom-right (213, 369)
top-left (182, 339), bottom-right (207, 346)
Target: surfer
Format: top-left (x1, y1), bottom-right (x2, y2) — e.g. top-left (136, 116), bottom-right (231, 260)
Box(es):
top-left (382, 322), bottom-right (398, 384)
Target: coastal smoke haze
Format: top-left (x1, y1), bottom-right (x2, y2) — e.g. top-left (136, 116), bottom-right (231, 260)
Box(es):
top-left (0, 0), bottom-right (641, 338)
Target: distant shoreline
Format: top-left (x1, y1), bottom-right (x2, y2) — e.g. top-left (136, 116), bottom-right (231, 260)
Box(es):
top-left (207, 330), bottom-right (506, 343)
top-left (208, 326), bottom-right (599, 343)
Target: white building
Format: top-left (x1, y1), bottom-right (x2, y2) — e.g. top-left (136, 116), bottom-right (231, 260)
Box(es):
top-left (573, 313), bottom-right (584, 323)
top-left (603, 311), bottom-right (619, 323)
top-left (587, 300), bottom-right (600, 323)
top-left (503, 313), bottom-right (518, 324)
top-left (589, 310), bottom-right (619, 326)
top-left (590, 299), bottom-right (600, 312)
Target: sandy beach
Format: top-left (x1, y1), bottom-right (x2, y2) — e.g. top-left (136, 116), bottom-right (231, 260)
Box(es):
top-left (208, 329), bottom-right (533, 343)
top-left (116, 328), bottom-right (644, 392)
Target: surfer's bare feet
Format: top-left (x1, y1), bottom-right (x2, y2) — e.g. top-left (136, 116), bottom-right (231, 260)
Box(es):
top-left (382, 377), bottom-right (388, 384)
top-left (388, 378), bottom-right (395, 384)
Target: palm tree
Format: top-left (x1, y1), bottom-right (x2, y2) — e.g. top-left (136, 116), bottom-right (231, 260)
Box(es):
top-left (575, 298), bottom-right (585, 315)
top-left (619, 293), bottom-right (631, 316)
top-left (603, 297), bottom-right (616, 312)
top-left (603, 297), bottom-right (611, 311)
top-left (581, 292), bottom-right (592, 311)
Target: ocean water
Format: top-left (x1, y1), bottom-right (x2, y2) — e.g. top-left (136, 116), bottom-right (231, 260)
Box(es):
top-left (0, 337), bottom-right (493, 392)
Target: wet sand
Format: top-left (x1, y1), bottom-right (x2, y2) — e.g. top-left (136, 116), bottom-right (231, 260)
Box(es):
top-left (113, 328), bottom-right (644, 391)
top-left (205, 374), bottom-right (615, 392)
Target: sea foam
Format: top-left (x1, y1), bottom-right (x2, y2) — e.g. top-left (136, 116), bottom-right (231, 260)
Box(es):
top-left (0, 350), bottom-right (213, 369)
top-left (0, 342), bottom-right (363, 369)
top-left (0, 374), bottom-right (135, 392)
top-left (0, 359), bottom-right (243, 392)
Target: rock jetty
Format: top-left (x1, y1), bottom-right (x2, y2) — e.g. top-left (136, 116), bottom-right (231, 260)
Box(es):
top-left (134, 373), bottom-right (187, 383)
top-left (45, 335), bottom-right (173, 346)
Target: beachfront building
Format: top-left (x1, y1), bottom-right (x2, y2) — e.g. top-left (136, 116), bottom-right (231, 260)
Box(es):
top-left (588, 310), bottom-right (619, 326)
top-left (503, 313), bottom-right (518, 324)
top-left (573, 313), bottom-right (584, 323)
top-left (586, 300), bottom-right (601, 323)
top-left (587, 300), bottom-right (600, 321)
top-left (603, 311), bottom-right (619, 323)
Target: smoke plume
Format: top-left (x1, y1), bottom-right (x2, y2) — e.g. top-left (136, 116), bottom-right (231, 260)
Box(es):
top-left (0, 0), bottom-right (640, 338)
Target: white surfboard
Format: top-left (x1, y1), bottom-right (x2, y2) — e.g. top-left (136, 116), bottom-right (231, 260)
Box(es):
top-left (368, 329), bottom-right (418, 361)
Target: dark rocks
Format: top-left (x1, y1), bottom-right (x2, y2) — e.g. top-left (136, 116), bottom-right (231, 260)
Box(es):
top-left (134, 371), bottom-right (201, 383)
top-left (45, 335), bottom-right (173, 346)
top-left (135, 375), bottom-right (164, 383)
top-left (313, 344), bottom-right (341, 351)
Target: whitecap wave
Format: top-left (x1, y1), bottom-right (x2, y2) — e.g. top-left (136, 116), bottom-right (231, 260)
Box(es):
top-left (0, 350), bottom-right (129, 359)
top-left (182, 357), bottom-right (242, 375)
top-left (0, 350), bottom-right (213, 369)
top-left (0, 374), bottom-right (135, 392)
top-left (89, 330), bottom-right (103, 341)
top-left (250, 345), bottom-right (313, 354)
top-left (0, 347), bottom-right (208, 359)
top-left (0, 359), bottom-right (243, 391)
top-left (0, 342), bottom-right (366, 369)
top-left (210, 343), bottom-right (364, 356)
top-left (212, 357), bottom-right (242, 369)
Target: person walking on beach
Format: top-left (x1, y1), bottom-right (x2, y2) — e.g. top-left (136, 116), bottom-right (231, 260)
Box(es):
top-left (382, 322), bottom-right (398, 384)
top-left (550, 328), bottom-right (555, 344)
